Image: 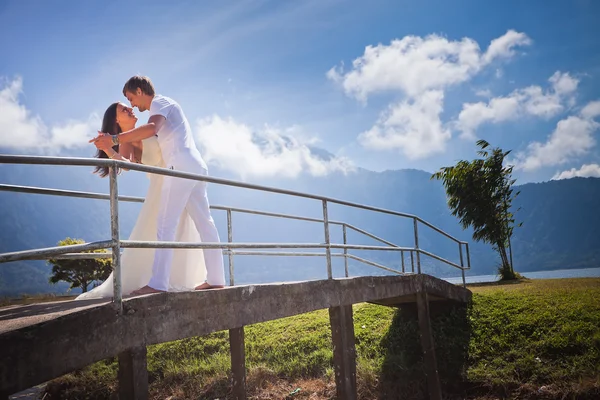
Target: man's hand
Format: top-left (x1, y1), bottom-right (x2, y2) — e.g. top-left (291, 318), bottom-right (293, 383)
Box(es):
top-left (90, 132), bottom-right (115, 152)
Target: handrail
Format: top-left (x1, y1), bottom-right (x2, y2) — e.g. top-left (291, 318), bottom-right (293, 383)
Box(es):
top-left (343, 223), bottom-right (399, 248)
top-left (0, 154), bottom-right (471, 308)
top-left (0, 185), bottom-right (461, 263)
top-left (0, 155), bottom-right (467, 244)
top-left (119, 241), bottom-right (330, 249)
top-left (418, 248), bottom-right (465, 270)
top-left (0, 240), bottom-right (115, 263)
top-left (345, 253), bottom-right (404, 275)
top-left (0, 184), bottom-right (346, 226)
top-left (3, 247), bottom-right (466, 271)
top-left (0, 184), bottom-right (458, 272)
top-left (0, 183), bottom-right (145, 203)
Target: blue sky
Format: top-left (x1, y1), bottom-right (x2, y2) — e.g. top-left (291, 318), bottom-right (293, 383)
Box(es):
top-left (1, 0), bottom-right (600, 183)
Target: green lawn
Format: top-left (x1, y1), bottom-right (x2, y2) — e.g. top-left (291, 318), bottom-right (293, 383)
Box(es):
top-left (44, 278), bottom-right (600, 399)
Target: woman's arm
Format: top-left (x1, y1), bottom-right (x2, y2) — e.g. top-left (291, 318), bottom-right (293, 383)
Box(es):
top-left (102, 140), bottom-right (143, 171)
top-left (104, 147), bottom-right (131, 164)
top-left (119, 141), bottom-right (143, 164)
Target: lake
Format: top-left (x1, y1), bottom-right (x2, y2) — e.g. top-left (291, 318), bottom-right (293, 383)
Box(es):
top-left (444, 267), bottom-right (600, 285)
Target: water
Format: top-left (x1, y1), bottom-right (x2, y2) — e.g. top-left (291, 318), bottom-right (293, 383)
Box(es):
top-left (444, 267), bottom-right (600, 285)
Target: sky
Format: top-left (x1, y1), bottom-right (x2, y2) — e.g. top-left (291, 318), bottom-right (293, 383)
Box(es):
top-left (1, 0), bottom-right (600, 184)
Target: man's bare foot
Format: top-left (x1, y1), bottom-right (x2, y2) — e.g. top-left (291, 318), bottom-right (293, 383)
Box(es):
top-left (194, 282), bottom-right (225, 290)
top-left (130, 285), bottom-right (165, 296)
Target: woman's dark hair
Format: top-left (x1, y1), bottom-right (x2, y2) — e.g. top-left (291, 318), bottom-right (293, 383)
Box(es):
top-left (93, 102), bottom-right (122, 178)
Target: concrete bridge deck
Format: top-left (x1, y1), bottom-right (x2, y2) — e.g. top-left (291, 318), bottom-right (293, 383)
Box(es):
top-left (0, 274), bottom-right (471, 399)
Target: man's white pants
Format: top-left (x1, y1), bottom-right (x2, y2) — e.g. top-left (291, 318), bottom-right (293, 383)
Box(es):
top-left (148, 172), bottom-right (225, 291)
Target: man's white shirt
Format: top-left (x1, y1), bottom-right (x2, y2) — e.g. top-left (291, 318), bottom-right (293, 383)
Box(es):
top-left (149, 94), bottom-right (207, 171)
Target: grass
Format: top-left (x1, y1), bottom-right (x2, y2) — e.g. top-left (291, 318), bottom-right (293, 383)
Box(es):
top-left (467, 278), bottom-right (600, 395)
top-left (43, 278), bottom-right (600, 399)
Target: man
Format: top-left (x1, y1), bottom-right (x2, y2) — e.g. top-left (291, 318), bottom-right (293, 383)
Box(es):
top-left (91, 75), bottom-right (226, 294)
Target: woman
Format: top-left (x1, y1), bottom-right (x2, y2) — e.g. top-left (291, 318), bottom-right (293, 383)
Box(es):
top-left (76, 103), bottom-right (207, 299)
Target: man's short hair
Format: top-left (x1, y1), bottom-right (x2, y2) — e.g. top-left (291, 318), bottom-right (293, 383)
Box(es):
top-left (122, 75), bottom-right (155, 96)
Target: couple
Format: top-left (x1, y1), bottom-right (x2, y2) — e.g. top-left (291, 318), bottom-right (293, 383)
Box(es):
top-left (77, 75), bottom-right (225, 300)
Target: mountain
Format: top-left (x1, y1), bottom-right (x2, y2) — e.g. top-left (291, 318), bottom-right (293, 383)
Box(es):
top-left (509, 178), bottom-right (600, 270)
top-left (1, 159), bottom-right (599, 297)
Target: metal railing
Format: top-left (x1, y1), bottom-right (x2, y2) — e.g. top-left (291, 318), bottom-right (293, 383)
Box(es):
top-left (0, 155), bottom-right (471, 312)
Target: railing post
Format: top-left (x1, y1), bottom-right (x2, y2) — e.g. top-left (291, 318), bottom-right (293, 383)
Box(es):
top-left (118, 346), bottom-right (148, 400)
top-left (459, 243), bottom-right (466, 288)
top-left (225, 208), bottom-right (246, 399)
top-left (465, 242), bottom-right (471, 271)
top-left (416, 287), bottom-right (442, 400)
top-left (322, 200), bottom-right (332, 279)
top-left (342, 224), bottom-right (349, 278)
top-left (401, 250), bottom-right (405, 273)
top-left (227, 209), bottom-right (235, 286)
top-left (410, 250), bottom-right (415, 273)
top-left (229, 326), bottom-right (246, 400)
top-left (413, 218), bottom-right (421, 274)
top-left (329, 304), bottom-right (357, 400)
top-left (109, 164), bottom-right (122, 314)
top-left (508, 235), bottom-right (514, 272)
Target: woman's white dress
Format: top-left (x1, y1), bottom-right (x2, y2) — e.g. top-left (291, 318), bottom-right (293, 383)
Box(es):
top-left (76, 136), bottom-right (207, 299)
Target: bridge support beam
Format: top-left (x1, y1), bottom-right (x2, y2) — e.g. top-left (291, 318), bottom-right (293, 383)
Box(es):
top-left (329, 304), bottom-right (357, 400)
top-left (229, 327), bottom-right (246, 400)
top-left (118, 346), bottom-right (148, 400)
top-left (416, 290), bottom-right (442, 400)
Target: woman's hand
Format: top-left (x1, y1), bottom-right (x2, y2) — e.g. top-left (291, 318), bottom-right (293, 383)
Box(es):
top-left (90, 131), bottom-right (116, 152)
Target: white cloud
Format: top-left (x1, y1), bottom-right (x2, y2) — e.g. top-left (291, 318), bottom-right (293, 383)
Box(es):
top-left (515, 116), bottom-right (597, 170)
top-left (475, 88), bottom-right (492, 98)
top-left (327, 29), bottom-right (531, 100)
top-left (552, 164), bottom-right (600, 180)
top-left (358, 90), bottom-right (450, 159)
top-left (482, 30), bottom-right (532, 64)
top-left (194, 115), bottom-right (354, 179)
top-left (550, 70), bottom-right (579, 97)
top-left (0, 77), bottom-right (47, 149)
top-left (581, 100), bottom-right (600, 119)
top-left (49, 115), bottom-right (101, 150)
top-left (0, 77), bottom-right (98, 152)
top-left (327, 30), bottom-right (530, 158)
top-left (512, 100), bottom-right (600, 171)
top-left (456, 96), bottom-right (521, 139)
top-left (456, 71), bottom-right (579, 138)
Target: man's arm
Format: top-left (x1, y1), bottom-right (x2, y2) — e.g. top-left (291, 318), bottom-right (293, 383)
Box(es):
top-left (90, 115), bottom-right (166, 147)
top-left (114, 115), bottom-right (166, 143)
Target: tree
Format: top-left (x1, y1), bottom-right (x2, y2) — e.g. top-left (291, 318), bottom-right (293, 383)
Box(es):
top-left (48, 237), bottom-right (112, 293)
top-left (432, 140), bottom-right (521, 280)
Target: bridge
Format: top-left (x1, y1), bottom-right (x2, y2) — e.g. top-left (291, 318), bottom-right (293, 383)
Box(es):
top-left (0, 155), bottom-right (473, 400)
